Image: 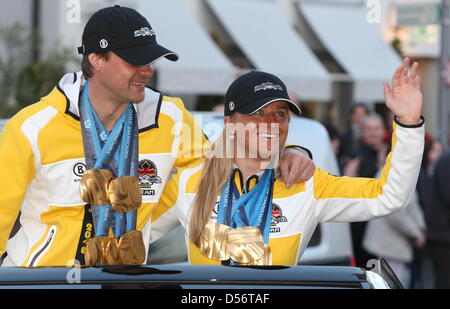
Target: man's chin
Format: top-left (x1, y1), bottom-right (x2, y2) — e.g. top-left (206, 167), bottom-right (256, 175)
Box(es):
top-left (131, 93), bottom-right (146, 104)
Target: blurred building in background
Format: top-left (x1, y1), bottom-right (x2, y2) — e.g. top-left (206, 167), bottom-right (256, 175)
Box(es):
top-left (0, 0), bottom-right (442, 135)
top-left (383, 0), bottom-right (441, 140)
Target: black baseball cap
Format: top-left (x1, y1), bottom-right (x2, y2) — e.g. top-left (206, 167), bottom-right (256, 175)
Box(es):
top-left (78, 5), bottom-right (178, 66)
top-left (224, 71), bottom-right (301, 116)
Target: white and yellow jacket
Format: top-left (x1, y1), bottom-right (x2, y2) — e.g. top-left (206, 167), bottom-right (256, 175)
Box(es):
top-left (151, 120), bottom-right (424, 265)
top-left (0, 72), bottom-right (206, 266)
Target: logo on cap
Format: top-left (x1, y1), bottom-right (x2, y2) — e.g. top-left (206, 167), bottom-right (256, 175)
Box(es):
top-left (229, 102), bottom-right (235, 111)
top-left (134, 27), bottom-right (155, 38)
top-left (254, 82), bottom-right (283, 92)
top-left (99, 39), bottom-right (108, 49)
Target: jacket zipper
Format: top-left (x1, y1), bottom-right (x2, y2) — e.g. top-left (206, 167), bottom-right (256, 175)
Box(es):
top-left (28, 226), bottom-right (57, 267)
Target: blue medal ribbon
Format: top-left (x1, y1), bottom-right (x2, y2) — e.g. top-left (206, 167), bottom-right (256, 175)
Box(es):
top-left (80, 81), bottom-right (139, 238)
top-left (217, 168), bottom-right (275, 245)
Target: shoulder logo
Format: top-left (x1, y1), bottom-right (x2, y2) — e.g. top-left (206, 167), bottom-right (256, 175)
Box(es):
top-left (134, 27), bottom-right (155, 37)
top-left (138, 159), bottom-right (162, 196)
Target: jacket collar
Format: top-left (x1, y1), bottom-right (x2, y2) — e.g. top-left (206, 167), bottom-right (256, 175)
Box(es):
top-left (231, 165), bottom-right (264, 194)
top-left (45, 72), bottom-right (162, 132)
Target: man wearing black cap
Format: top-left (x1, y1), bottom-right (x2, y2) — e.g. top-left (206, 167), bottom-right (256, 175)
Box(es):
top-left (76, 5), bottom-right (180, 131)
top-left (0, 6), bottom-right (314, 267)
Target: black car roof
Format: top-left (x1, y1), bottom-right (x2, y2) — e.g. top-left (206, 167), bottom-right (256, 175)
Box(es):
top-left (0, 265), bottom-right (367, 288)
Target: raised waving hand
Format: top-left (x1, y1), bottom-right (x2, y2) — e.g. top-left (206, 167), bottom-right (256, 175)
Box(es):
top-left (383, 57), bottom-right (423, 125)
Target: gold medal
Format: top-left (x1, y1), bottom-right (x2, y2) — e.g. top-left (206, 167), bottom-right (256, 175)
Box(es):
top-left (199, 222), bottom-right (230, 261)
top-left (80, 169), bottom-right (114, 205)
top-left (244, 244), bottom-right (272, 266)
top-left (227, 227), bottom-right (265, 264)
top-left (118, 230), bottom-right (146, 265)
top-left (85, 236), bottom-right (113, 266)
top-left (85, 236), bottom-right (103, 266)
top-left (108, 176), bottom-right (142, 212)
top-left (104, 237), bottom-right (122, 265)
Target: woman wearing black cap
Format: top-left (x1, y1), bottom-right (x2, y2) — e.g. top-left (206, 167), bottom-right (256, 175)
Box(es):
top-left (152, 58), bottom-right (424, 265)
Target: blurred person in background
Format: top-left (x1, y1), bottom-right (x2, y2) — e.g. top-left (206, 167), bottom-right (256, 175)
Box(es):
top-left (383, 110), bottom-right (395, 147)
top-left (363, 190), bottom-right (426, 288)
top-left (417, 137), bottom-right (443, 193)
top-left (338, 103), bottom-right (369, 170)
top-left (323, 122), bottom-right (341, 157)
top-left (344, 114), bottom-right (388, 178)
top-left (343, 113), bottom-right (388, 268)
top-left (417, 138), bottom-right (450, 289)
top-left (411, 136), bottom-right (443, 289)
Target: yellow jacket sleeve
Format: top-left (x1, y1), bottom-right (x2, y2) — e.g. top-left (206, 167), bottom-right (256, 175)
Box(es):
top-left (172, 100), bottom-right (210, 170)
top-left (0, 119), bottom-right (35, 255)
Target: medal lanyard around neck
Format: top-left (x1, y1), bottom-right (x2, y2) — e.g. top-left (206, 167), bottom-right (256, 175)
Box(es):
top-left (80, 81), bottom-right (139, 237)
top-left (217, 168), bottom-right (274, 244)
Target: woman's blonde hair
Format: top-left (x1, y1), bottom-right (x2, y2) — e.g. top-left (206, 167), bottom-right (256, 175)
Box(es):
top-left (189, 129), bottom-right (233, 247)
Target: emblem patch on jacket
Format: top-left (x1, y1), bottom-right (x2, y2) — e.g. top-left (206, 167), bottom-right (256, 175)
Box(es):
top-left (138, 159), bottom-right (162, 196)
top-left (271, 203), bottom-right (287, 233)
